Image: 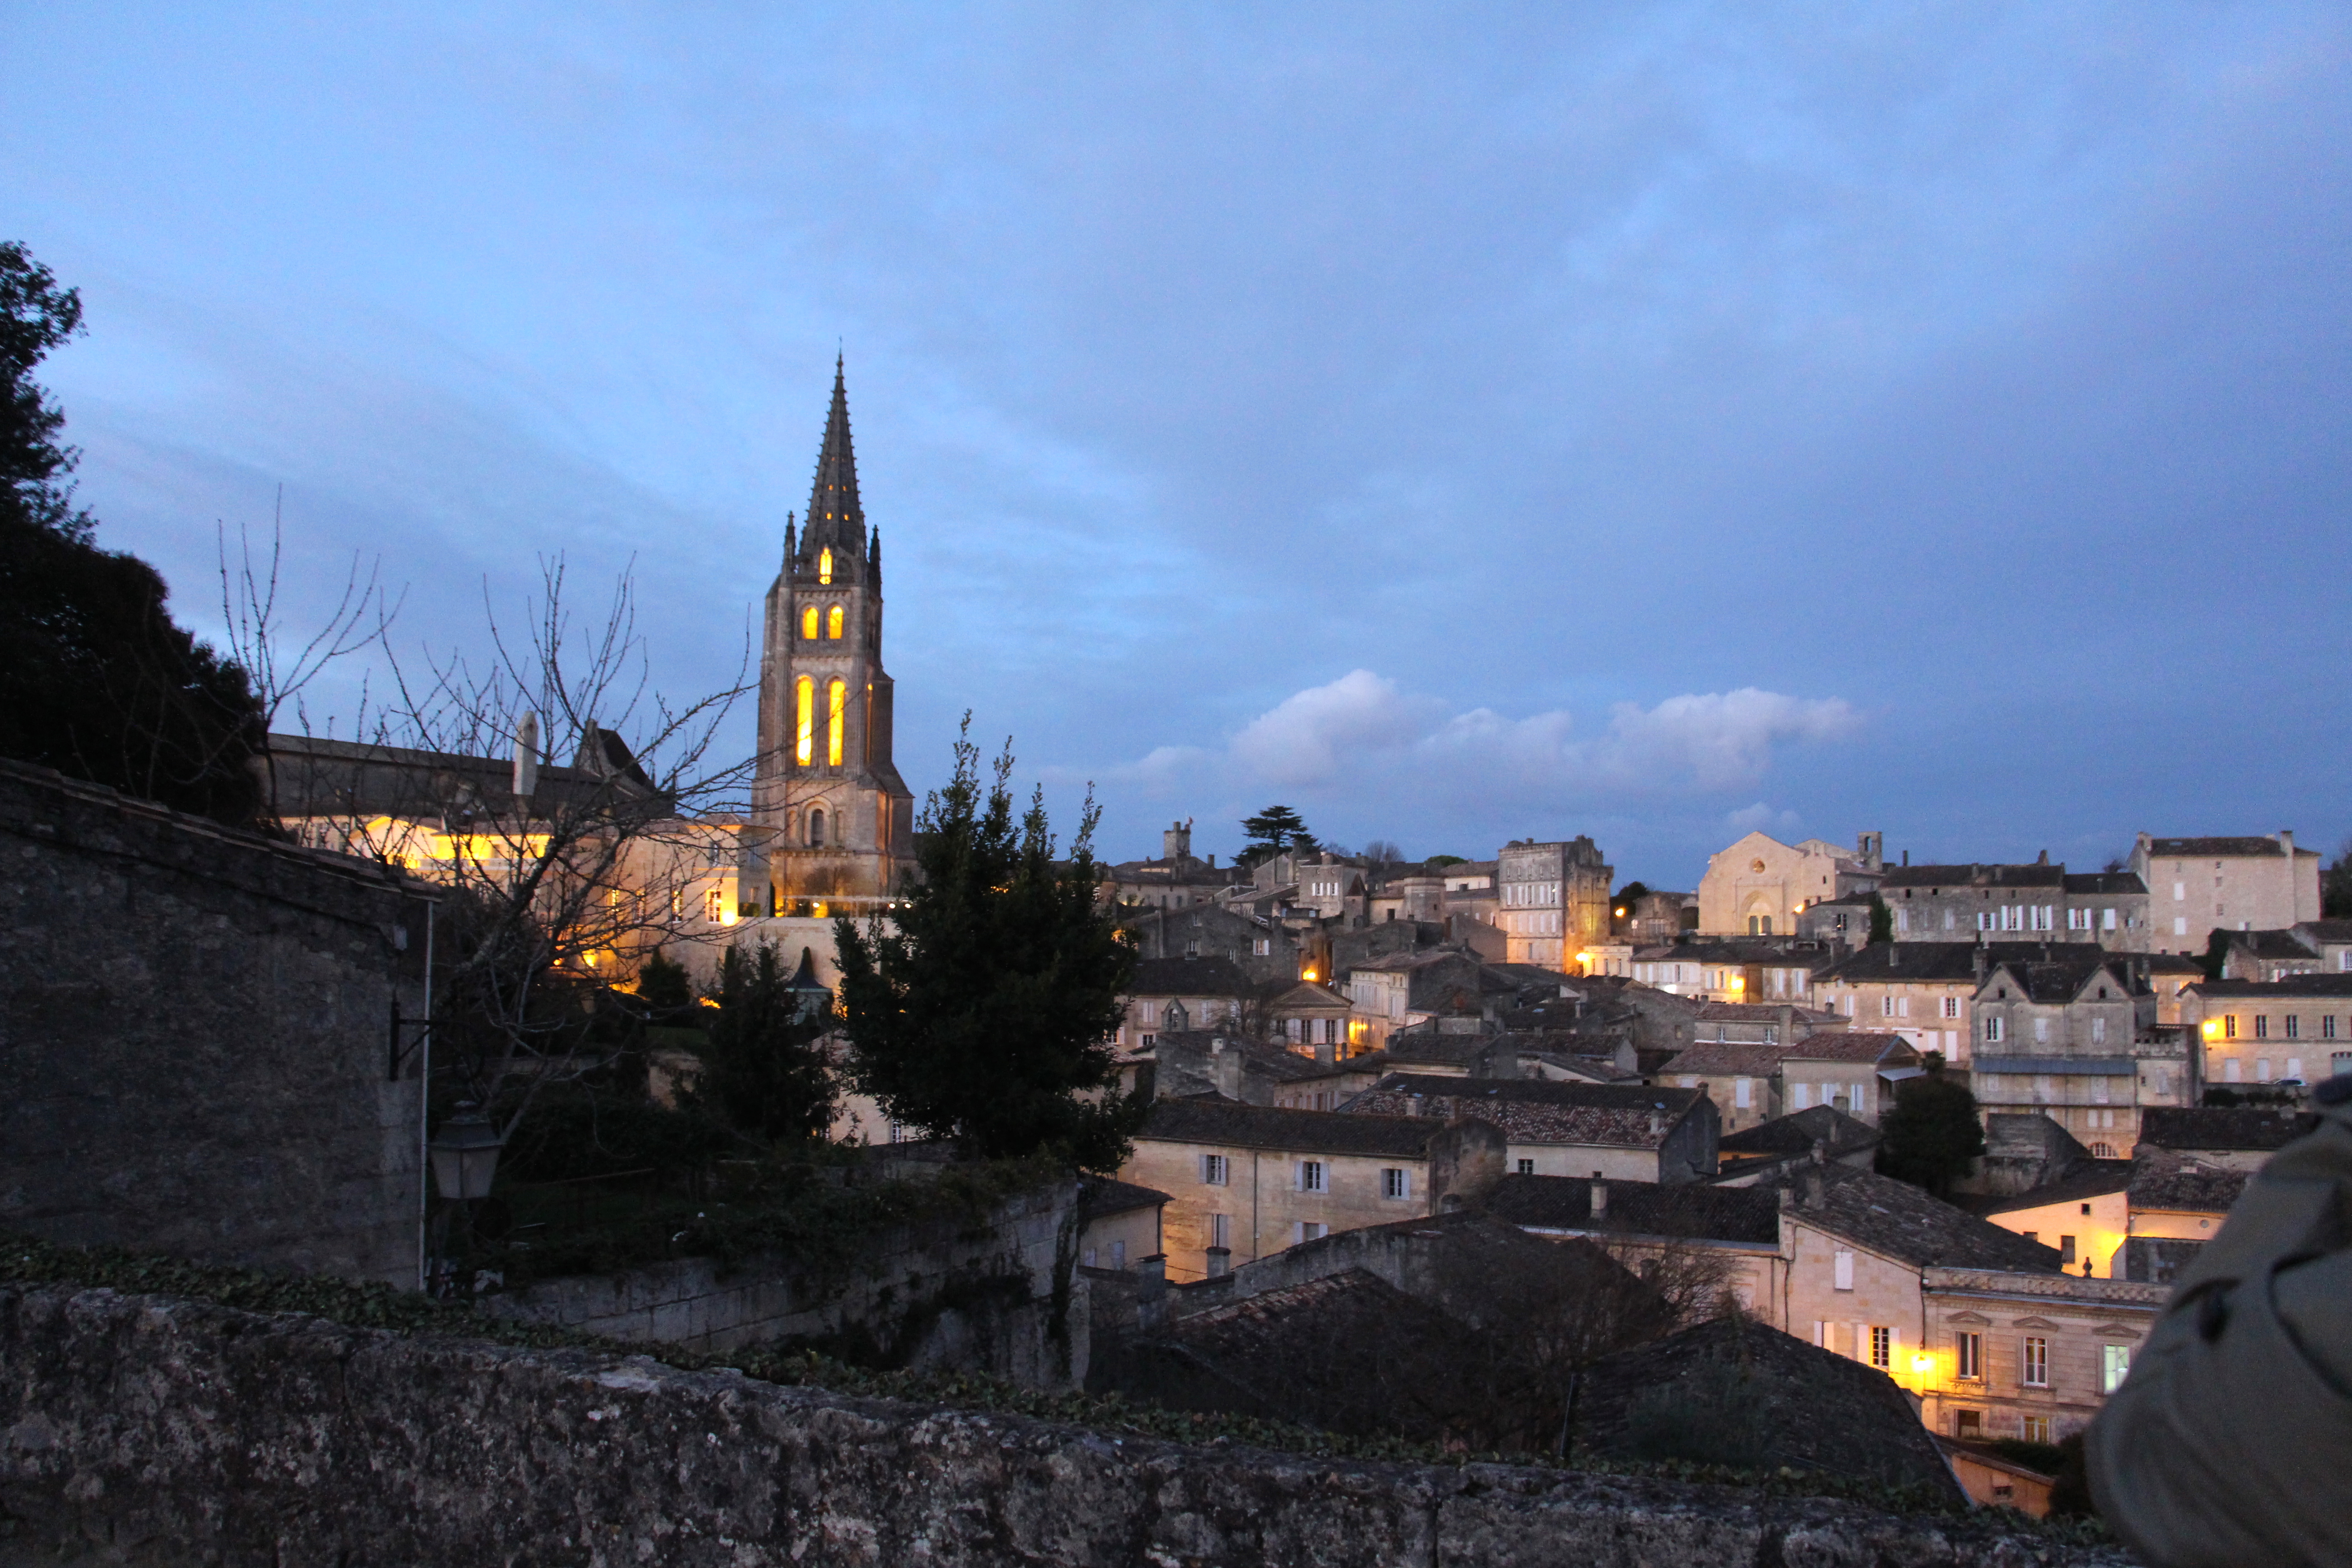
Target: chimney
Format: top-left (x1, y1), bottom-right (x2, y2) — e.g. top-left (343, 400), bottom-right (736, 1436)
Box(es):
top-left (1590, 1179), bottom-right (1608, 1218)
top-left (1803, 1169), bottom-right (1824, 1207)
top-left (2280, 831), bottom-right (2295, 857)
top-left (1811, 1138), bottom-right (1827, 1166)
top-left (2038, 849), bottom-right (2049, 867)
top-left (512, 711), bottom-right (540, 805)
top-left (1973, 947), bottom-right (1989, 983)
top-left (1902, 850), bottom-right (1910, 867)
top-left (1648, 1108), bottom-right (1665, 1138)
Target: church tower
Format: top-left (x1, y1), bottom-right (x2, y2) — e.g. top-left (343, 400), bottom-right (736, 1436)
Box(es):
top-left (745, 358), bottom-right (916, 913)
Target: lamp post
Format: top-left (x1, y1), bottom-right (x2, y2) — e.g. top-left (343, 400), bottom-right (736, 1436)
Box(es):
top-left (428, 1102), bottom-right (505, 1200)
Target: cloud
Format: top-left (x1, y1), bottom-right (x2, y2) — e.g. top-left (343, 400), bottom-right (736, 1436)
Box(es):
top-left (1726, 802), bottom-right (1804, 835)
top-left (1113, 670), bottom-right (1859, 801)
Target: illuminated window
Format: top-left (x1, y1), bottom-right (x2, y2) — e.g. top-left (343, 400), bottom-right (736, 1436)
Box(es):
top-left (794, 676), bottom-right (814, 765)
top-left (801, 606), bottom-right (819, 640)
top-left (827, 604), bottom-right (844, 639)
top-left (2022, 1336), bottom-right (2049, 1387)
top-left (818, 548), bottom-right (833, 584)
top-left (827, 679), bottom-right (846, 766)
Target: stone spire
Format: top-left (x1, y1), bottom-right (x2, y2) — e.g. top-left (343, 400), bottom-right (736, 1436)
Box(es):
top-left (802, 355), bottom-right (864, 558)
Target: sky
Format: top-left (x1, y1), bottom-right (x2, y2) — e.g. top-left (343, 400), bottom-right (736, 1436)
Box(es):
top-left (5, 3), bottom-right (2347, 886)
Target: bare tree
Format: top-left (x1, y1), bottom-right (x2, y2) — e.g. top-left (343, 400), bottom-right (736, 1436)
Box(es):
top-left (271, 555), bottom-right (756, 1141)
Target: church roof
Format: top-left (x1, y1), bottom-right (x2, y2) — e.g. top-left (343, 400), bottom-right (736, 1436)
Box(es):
top-left (800, 355), bottom-right (868, 561)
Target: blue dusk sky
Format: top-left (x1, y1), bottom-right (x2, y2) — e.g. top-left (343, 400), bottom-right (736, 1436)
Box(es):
top-left (5, 4), bottom-right (2347, 885)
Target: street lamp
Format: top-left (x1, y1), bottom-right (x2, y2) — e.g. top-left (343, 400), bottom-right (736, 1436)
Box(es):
top-left (429, 1102), bottom-right (505, 1201)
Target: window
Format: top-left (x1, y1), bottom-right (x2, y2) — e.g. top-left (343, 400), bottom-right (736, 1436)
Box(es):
top-left (1252, 938), bottom-right (1271, 957)
top-left (1943, 996), bottom-right (1961, 1019)
top-left (1793, 1083), bottom-right (1811, 1110)
top-left (2034, 1017), bottom-right (2050, 1044)
top-left (706, 887), bottom-right (725, 921)
top-left (2328, 1016), bottom-right (2340, 1040)
top-left (1734, 1077), bottom-right (1752, 1109)
top-left (2022, 1336), bottom-right (2049, 1388)
top-left (1111, 1240), bottom-right (1126, 1269)
top-left (826, 679), bottom-right (847, 767)
top-left (1298, 1160), bottom-right (1327, 1194)
top-left (2023, 1416), bottom-right (2051, 1444)
top-left (2091, 1016), bottom-right (2107, 1044)
top-left (1517, 1158), bottom-right (1535, 1176)
top-left (1833, 1249), bottom-right (1855, 1291)
top-left (1984, 1017), bottom-right (2004, 1044)
top-left (1868, 1326), bottom-right (1891, 1369)
top-left (2104, 908), bottom-right (2117, 930)
top-left (2257, 1059), bottom-right (2273, 1083)
top-left (1954, 1409), bottom-right (1983, 1438)
top-left (1295, 1221), bottom-right (1328, 1243)
top-left (1956, 1331), bottom-right (1983, 1380)
top-left (826, 604), bottom-right (844, 639)
top-left (2225, 1015), bottom-right (2238, 1039)
top-left (2060, 1235), bottom-right (2076, 1264)
top-left (807, 808), bottom-right (825, 847)
top-left (2256, 1015), bottom-right (2270, 1040)
top-left (801, 605), bottom-right (819, 639)
top-left (2102, 1344), bottom-right (2131, 1394)
top-left (1209, 1213), bottom-right (1229, 1249)
top-left (2173, 882), bottom-right (2186, 902)
top-left (794, 676), bottom-right (815, 765)
top-left (2288, 1015), bottom-right (2303, 1039)
top-left (1382, 1168), bottom-right (1412, 1200)
top-left (2032, 905), bottom-right (2054, 931)
top-left (818, 547), bottom-right (833, 583)
top-left (2288, 1057), bottom-right (2304, 1082)
top-left (1201, 1154), bottom-right (1228, 1186)
top-left (2225, 1057), bottom-right (2242, 1083)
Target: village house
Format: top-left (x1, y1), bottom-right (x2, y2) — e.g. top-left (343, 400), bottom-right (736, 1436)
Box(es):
top-left (2132, 831), bottom-right (2323, 954)
top-left (1970, 951), bottom-right (2195, 1158)
top-left (1117, 956), bottom-right (1253, 1052)
top-left (1659, 1041), bottom-right (1789, 1134)
top-left (1697, 830), bottom-right (1884, 937)
top-left (1340, 1075), bottom-right (1720, 1184)
top-left (1709, 1105), bottom-right (1881, 1186)
top-left (2221, 927), bottom-right (2334, 983)
top-left (1776, 1031), bottom-right (1925, 1124)
top-left (2181, 973), bottom-right (2352, 1088)
top-left (1627, 939), bottom-right (1835, 1003)
top-left (1814, 941), bottom-right (2008, 1063)
top-left (1341, 947), bottom-right (1495, 1050)
top-left (1119, 900), bottom-right (1300, 984)
top-left (1874, 857), bottom-right (2149, 951)
top-left (1689, 999), bottom-right (1847, 1047)
top-left (1494, 837), bottom-right (1612, 971)
top-left (1078, 1177), bottom-right (1168, 1273)
top-left (1119, 1099), bottom-right (1506, 1283)
top-left (1258, 977), bottom-right (1354, 1057)
top-left (2134, 1104), bottom-right (2309, 1173)
top-left (1101, 821), bottom-right (1238, 911)
top-left (1974, 1164), bottom-right (2134, 1277)
top-left (1918, 1266), bottom-right (2165, 1446)
top-left (1795, 892), bottom-right (1879, 951)
top-left (1481, 1175), bottom-right (1787, 1318)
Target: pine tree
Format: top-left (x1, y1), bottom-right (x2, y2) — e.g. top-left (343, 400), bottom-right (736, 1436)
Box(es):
top-left (1240, 804), bottom-right (1312, 865)
top-left (834, 722), bottom-right (1142, 1166)
top-left (694, 942), bottom-right (835, 1143)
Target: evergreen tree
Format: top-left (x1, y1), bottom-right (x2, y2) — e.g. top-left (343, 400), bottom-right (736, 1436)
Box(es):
top-left (1240, 804), bottom-right (1312, 865)
top-left (1876, 1063), bottom-right (1986, 1197)
top-left (2324, 840), bottom-right (2352, 920)
top-left (633, 949), bottom-right (697, 1022)
top-left (834, 721), bottom-right (1142, 1166)
top-left (1868, 893), bottom-right (1894, 945)
top-left (0, 242), bottom-right (264, 824)
top-left (2200, 926), bottom-right (2232, 982)
top-left (695, 941), bottom-right (834, 1143)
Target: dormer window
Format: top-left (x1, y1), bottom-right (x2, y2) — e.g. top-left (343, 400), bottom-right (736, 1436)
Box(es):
top-left (818, 548), bottom-right (834, 584)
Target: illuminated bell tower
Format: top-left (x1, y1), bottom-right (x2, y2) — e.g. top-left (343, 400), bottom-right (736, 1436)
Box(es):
top-left (747, 357), bottom-right (916, 911)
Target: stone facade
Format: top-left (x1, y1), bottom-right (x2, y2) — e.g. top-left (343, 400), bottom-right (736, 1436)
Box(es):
top-left (1697, 832), bottom-right (1881, 938)
top-left (2132, 831), bottom-right (2323, 955)
top-left (1494, 838), bottom-right (1610, 971)
top-left (0, 759), bottom-right (428, 1286)
top-left (0, 1283), bottom-right (2125, 1568)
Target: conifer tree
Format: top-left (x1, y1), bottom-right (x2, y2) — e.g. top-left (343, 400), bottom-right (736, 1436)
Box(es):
top-left (695, 941), bottom-right (834, 1143)
top-left (833, 721), bottom-right (1142, 1166)
top-left (1876, 1062), bottom-right (1986, 1196)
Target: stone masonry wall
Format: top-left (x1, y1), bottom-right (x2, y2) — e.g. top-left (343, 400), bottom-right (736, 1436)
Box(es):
top-left (482, 1181), bottom-right (1087, 1387)
top-left (0, 1283), bottom-right (2132, 1568)
top-left (0, 761), bottom-right (430, 1285)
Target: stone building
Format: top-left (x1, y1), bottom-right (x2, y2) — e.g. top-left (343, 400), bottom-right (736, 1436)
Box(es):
top-left (1119, 900), bottom-right (1298, 983)
top-left (2131, 832), bottom-right (2323, 954)
top-left (1697, 831), bottom-right (1883, 937)
top-left (1876, 857), bottom-right (2148, 949)
top-left (743, 360), bottom-right (917, 916)
top-left (1118, 1100), bottom-right (1506, 1282)
top-left (1495, 837), bottom-right (1611, 970)
top-left (1970, 952), bottom-right (2195, 1159)
top-left (1628, 939), bottom-right (1834, 1003)
top-left (1115, 956), bottom-right (1253, 1052)
top-left (1341, 1075), bottom-right (1719, 1184)
top-left (2181, 974), bottom-right (2352, 1089)
top-left (1776, 1031), bottom-right (1924, 1124)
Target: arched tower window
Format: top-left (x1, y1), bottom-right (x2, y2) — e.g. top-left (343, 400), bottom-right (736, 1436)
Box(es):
top-left (801, 606), bottom-right (819, 640)
top-left (794, 676), bottom-right (814, 765)
top-left (826, 604), bottom-right (844, 639)
top-left (818, 548), bottom-right (834, 584)
top-left (826, 678), bottom-right (847, 767)
top-left (808, 808), bottom-right (825, 847)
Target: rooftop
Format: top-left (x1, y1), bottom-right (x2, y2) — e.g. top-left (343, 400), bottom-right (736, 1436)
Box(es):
top-left (1660, 1041), bottom-right (1796, 1078)
top-left (1878, 862), bottom-right (2065, 890)
top-left (1482, 1174), bottom-right (1780, 1244)
top-left (1716, 1105), bottom-right (1879, 1159)
top-left (1127, 955), bottom-right (1254, 997)
top-left (2128, 1158), bottom-right (2250, 1216)
top-left (1783, 1030), bottom-right (1920, 1064)
top-left (1343, 1075), bottom-right (1706, 1150)
top-left (1977, 1162), bottom-right (2135, 1215)
top-left (2137, 1106), bottom-right (2314, 1152)
top-left (1138, 1098), bottom-right (1467, 1158)
top-left (2145, 835), bottom-right (2312, 859)
top-left (1779, 1163), bottom-right (2065, 1272)
top-left (1078, 1176), bottom-right (1171, 1220)
top-left (2186, 974), bottom-right (2352, 999)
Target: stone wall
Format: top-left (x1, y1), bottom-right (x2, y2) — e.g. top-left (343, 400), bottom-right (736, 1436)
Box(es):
top-left (482, 1181), bottom-right (1086, 1387)
top-left (0, 1283), bottom-right (2132, 1567)
top-left (0, 760), bottom-right (430, 1285)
